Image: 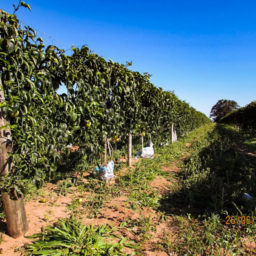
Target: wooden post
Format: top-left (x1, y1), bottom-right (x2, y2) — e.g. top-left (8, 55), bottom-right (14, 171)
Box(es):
top-left (0, 87), bottom-right (28, 238)
top-left (104, 136), bottom-right (107, 165)
top-left (171, 123), bottom-right (174, 144)
top-left (171, 123), bottom-right (177, 143)
top-left (141, 134), bottom-right (144, 152)
top-left (128, 133), bottom-right (132, 167)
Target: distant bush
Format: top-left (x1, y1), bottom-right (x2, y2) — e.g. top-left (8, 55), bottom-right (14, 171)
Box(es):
top-left (220, 101), bottom-right (256, 134)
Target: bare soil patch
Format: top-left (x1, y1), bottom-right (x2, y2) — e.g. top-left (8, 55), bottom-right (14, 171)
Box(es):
top-left (162, 164), bottom-right (180, 173)
top-left (150, 176), bottom-right (171, 194)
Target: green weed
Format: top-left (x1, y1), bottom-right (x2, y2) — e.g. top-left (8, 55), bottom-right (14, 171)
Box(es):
top-left (67, 198), bottom-right (83, 211)
top-left (129, 190), bottom-right (160, 209)
top-left (171, 214), bottom-right (256, 255)
top-left (121, 215), bottom-right (155, 242)
top-left (24, 217), bottom-right (126, 255)
top-left (56, 179), bottom-right (73, 196)
top-left (84, 194), bottom-right (107, 218)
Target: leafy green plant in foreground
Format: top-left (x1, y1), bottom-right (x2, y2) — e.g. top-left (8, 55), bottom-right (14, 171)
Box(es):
top-left (24, 218), bottom-right (126, 256)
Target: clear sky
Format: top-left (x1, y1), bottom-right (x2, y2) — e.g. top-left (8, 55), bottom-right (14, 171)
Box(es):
top-left (2, 0), bottom-right (256, 116)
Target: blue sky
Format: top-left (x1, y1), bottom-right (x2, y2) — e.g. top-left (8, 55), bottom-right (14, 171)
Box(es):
top-left (2, 0), bottom-right (256, 116)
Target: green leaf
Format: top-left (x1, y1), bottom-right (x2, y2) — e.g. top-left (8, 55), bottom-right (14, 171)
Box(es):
top-left (20, 1), bottom-right (31, 11)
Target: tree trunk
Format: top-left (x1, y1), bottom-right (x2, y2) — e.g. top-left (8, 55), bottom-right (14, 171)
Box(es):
top-left (0, 88), bottom-right (28, 238)
top-left (128, 133), bottom-right (132, 167)
top-left (1, 192), bottom-right (28, 238)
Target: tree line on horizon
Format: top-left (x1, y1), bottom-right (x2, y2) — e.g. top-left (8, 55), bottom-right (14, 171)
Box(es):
top-left (210, 99), bottom-right (256, 133)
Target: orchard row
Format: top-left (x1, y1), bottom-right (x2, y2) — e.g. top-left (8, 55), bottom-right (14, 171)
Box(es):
top-left (0, 8), bottom-right (210, 192)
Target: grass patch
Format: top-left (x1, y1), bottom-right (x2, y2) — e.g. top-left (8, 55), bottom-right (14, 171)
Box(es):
top-left (172, 213), bottom-right (256, 255)
top-left (158, 123), bottom-right (256, 255)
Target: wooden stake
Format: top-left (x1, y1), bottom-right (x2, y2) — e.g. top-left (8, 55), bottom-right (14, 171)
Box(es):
top-left (171, 123), bottom-right (174, 143)
top-left (0, 87), bottom-right (28, 238)
top-left (128, 133), bottom-right (132, 167)
top-left (149, 133), bottom-right (152, 144)
top-left (104, 135), bottom-right (107, 165)
top-left (141, 134), bottom-right (144, 152)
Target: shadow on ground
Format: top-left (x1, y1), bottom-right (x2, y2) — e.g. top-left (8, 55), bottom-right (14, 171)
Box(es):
top-left (158, 124), bottom-right (256, 217)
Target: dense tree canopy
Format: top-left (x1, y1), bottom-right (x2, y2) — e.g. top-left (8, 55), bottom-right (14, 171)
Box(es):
top-left (220, 101), bottom-right (256, 133)
top-left (210, 99), bottom-right (239, 122)
top-left (0, 7), bottom-right (210, 194)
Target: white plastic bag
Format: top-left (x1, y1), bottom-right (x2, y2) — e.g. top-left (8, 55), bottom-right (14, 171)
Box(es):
top-left (94, 161), bottom-right (114, 181)
top-left (141, 142), bottom-right (154, 158)
top-left (103, 160), bottom-right (114, 181)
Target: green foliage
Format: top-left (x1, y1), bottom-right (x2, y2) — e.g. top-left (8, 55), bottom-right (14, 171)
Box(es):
top-left (0, 9), bottom-right (79, 194)
top-left (220, 100), bottom-right (256, 134)
top-left (56, 179), bottom-right (73, 196)
top-left (210, 99), bottom-right (239, 122)
top-left (129, 190), bottom-right (160, 209)
top-left (172, 214), bottom-right (256, 255)
top-left (121, 215), bottom-right (156, 243)
top-left (24, 218), bottom-right (126, 255)
top-left (161, 124), bottom-right (256, 215)
top-left (0, 7), bottom-right (210, 195)
top-left (79, 178), bottom-right (119, 217)
top-left (154, 123), bottom-right (256, 255)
